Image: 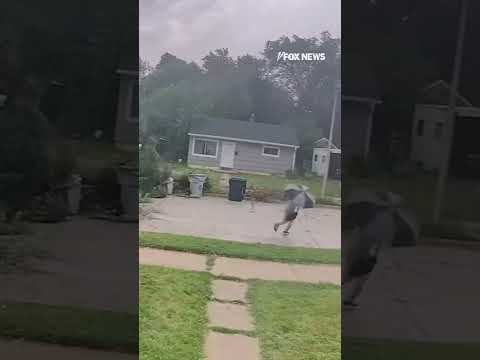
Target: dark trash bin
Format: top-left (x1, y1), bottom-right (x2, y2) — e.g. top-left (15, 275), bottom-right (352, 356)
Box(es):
top-left (228, 177), bottom-right (247, 201)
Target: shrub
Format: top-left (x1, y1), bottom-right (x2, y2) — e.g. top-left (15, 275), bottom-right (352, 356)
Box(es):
top-left (51, 143), bottom-right (77, 183)
top-left (139, 143), bottom-right (163, 195)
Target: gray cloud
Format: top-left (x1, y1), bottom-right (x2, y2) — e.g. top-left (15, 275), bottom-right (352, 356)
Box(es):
top-left (140, 0), bottom-right (340, 65)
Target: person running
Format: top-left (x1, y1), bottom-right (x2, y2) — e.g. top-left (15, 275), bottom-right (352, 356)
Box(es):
top-left (274, 192), bottom-right (306, 235)
top-left (342, 191), bottom-right (412, 309)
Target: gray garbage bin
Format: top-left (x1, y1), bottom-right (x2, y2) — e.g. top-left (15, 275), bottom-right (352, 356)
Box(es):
top-left (188, 174), bottom-right (207, 198)
top-left (228, 177), bottom-right (247, 201)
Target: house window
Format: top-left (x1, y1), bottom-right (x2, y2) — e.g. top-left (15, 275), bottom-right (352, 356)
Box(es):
top-left (314, 154), bottom-right (318, 162)
top-left (262, 146), bottom-right (280, 157)
top-left (193, 139), bottom-right (218, 157)
top-left (434, 122), bottom-right (443, 139)
top-left (321, 155), bottom-right (327, 163)
top-left (416, 120), bottom-right (424, 137)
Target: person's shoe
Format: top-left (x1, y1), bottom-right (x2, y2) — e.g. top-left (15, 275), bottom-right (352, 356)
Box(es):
top-left (342, 301), bottom-right (359, 309)
top-left (274, 223), bottom-right (279, 232)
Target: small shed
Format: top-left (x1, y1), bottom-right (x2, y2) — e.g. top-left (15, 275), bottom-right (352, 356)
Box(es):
top-left (187, 116), bottom-right (299, 175)
top-left (411, 80), bottom-right (480, 178)
top-left (312, 138), bottom-right (341, 178)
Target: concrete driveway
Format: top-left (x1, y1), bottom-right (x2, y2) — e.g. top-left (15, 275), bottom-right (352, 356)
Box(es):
top-left (140, 196), bottom-right (340, 249)
top-left (0, 218), bottom-right (138, 313)
top-left (343, 245), bottom-right (480, 342)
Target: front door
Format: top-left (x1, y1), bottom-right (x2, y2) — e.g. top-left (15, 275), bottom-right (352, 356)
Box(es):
top-left (220, 141), bottom-right (236, 168)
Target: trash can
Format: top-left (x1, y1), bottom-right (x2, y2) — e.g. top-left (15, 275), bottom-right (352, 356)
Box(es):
top-left (228, 177), bottom-right (247, 201)
top-left (163, 177), bottom-right (174, 195)
top-left (188, 174), bottom-right (207, 198)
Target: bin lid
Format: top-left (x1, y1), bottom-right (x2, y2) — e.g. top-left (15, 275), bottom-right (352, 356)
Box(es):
top-left (229, 177), bottom-right (247, 183)
top-left (189, 174), bottom-right (207, 180)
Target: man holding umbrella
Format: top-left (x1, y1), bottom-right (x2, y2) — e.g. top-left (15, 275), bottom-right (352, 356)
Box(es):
top-left (342, 189), bottom-right (419, 309)
top-left (274, 184), bottom-right (315, 235)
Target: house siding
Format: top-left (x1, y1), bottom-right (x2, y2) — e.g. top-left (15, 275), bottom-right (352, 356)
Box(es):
top-left (114, 76), bottom-right (138, 148)
top-left (187, 136), bottom-right (295, 174)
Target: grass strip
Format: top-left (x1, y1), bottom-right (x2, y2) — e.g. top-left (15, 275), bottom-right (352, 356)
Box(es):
top-left (0, 301), bottom-right (137, 353)
top-left (140, 232), bottom-right (340, 265)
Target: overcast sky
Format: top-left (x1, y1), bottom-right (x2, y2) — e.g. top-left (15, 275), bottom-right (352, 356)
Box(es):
top-left (140, 0), bottom-right (340, 65)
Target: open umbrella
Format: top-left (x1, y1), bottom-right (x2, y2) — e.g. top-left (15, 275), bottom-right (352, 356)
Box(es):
top-left (343, 189), bottom-right (419, 247)
top-left (284, 184), bottom-right (315, 209)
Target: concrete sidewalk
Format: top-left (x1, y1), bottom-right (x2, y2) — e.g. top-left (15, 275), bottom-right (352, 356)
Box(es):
top-left (139, 247), bottom-right (341, 285)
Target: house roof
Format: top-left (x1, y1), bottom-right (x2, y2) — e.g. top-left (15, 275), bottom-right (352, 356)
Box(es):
top-left (313, 137), bottom-right (340, 149)
top-left (418, 80), bottom-right (473, 107)
top-left (189, 116), bottom-right (300, 147)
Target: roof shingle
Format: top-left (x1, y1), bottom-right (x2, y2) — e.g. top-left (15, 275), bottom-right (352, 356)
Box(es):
top-left (189, 116), bottom-right (299, 146)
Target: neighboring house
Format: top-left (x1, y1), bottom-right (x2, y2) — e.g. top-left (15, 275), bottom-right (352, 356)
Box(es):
top-left (114, 69), bottom-right (139, 150)
top-left (187, 117), bottom-right (299, 175)
top-left (411, 80), bottom-right (480, 178)
top-left (342, 53), bottom-right (382, 164)
top-left (312, 138), bottom-right (341, 179)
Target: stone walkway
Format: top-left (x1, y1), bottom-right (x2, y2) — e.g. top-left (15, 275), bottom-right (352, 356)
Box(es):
top-left (140, 247), bottom-right (341, 360)
top-left (139, 248), bottom-right (340, 285)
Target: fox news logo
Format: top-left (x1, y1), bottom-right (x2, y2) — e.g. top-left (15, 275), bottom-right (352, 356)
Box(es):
top-left (277, 52), bottom-right (326, 61)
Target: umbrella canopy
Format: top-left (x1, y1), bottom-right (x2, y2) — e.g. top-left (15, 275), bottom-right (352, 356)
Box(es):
top-left (284, 183), bottom-right (309, 200)
top-left (344, 189), bottom-right (418, 248)
top-left (285, 184), bottom-right (315, 209)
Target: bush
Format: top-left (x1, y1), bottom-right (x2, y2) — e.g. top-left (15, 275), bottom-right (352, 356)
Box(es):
top-left (51, 143), bottom-right (77, 183)
top-left (139, 143), bottom-right (167, 195)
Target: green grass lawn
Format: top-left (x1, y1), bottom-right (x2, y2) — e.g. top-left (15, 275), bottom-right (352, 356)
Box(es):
top-left (248, 280), bottom-right (340, 360)
top-left (342, 337), bottom-right (480, 359)
top-left (140, 232), bottom-right (341, 265)
top-left (242, 172), bottom-right (341, 200)
top-left (140, 265), bottom-right (211, 360)
top-left (0, 301), bottom-right (137, 353)
top-left (172, 164), bottom-right (341, 201)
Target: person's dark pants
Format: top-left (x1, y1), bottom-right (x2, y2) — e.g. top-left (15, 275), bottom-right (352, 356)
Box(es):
top-left (343, 256), bottom-right (377, 304)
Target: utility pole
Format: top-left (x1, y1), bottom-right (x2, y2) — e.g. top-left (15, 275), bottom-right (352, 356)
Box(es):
top-left (321, 81), bottom-right (340, 198)
top-left (432, 0), bottom-right (468, 224)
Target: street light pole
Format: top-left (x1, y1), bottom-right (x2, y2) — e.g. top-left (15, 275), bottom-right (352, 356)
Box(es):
top-left (321, 81), bottom-right (340, 198)
top-left (432, 0), bottom-right (468, 224)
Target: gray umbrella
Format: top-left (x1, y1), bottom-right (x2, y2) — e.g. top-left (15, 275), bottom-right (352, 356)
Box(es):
top-left (344, 189), bottom-right (419, 247)
top-left (284, 184), bottom-right (315, 209)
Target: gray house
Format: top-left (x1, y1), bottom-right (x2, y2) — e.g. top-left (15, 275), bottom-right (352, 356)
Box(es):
top-left (187, 117), bottom-right (299, 175)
